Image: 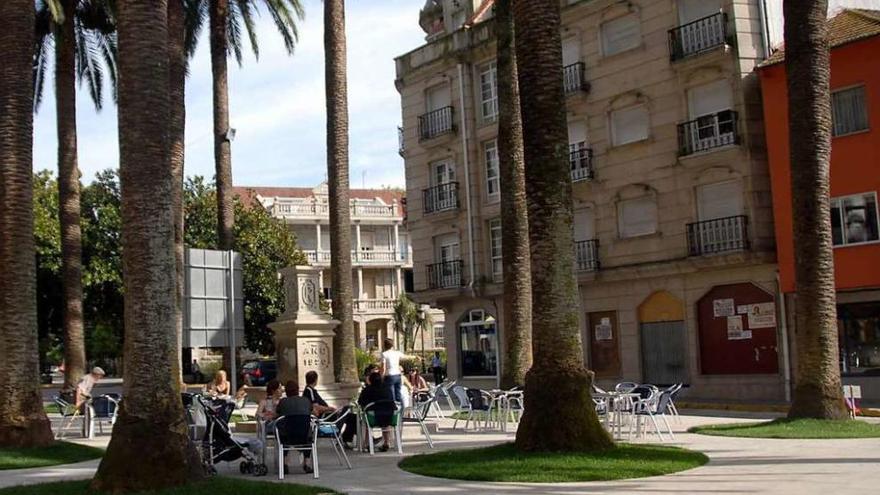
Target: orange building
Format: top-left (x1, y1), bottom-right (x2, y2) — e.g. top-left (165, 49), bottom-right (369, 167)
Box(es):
top-left (758, 9), bottom-right (880, 402)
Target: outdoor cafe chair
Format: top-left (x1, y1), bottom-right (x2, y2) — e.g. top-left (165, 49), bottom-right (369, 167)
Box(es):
top-left (632, 388), bottom-right (673, 441)
top-left (89, 394), bottom-right (120, 437)
top-left (360, 400), bottom-right (403, 455)
top-left (275, 414), bottom-right (318, 480)
top-left (662, 383), bottom-right (683, 421)
top-left (313, 409), bottom-right (353, 472)
top-left (53, 395), bottom-right (81, 439)
top-left (615, 381), bottom-right (639, 393)
top-left (402, 392), bottom-right (436, 448)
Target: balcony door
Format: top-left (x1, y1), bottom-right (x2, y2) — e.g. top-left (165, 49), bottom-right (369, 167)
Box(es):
top-left (432, 161), bottom-right (456, 186)
top-left (426, 84), bottom-right (450, 113)
top-left (695, 180), bottom-right (745, 254)
top-left (686, 80), bottom-right (734, 151)
top-left (697, 180), bottom-right (742, 221)
top-left (435, 234), bottom-right (460, 288)
top-left (678, 0), bottom-right (721, 24)
top-left (573, 208), bottom-right (597, 270)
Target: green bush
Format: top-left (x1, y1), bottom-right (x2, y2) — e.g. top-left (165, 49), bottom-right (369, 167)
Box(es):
top-left (355, 347), bottom-right (377, 375)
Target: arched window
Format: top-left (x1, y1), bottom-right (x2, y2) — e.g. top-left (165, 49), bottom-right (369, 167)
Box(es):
top-left (459, 309), bottom-right (497, 377)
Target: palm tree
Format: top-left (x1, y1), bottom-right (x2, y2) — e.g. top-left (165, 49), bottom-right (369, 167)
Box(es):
top-left (512, 0), bottom-right (613, 451)
top-left (169, 0), bottom-right (187, 381)
top-left (0, 0), bottom-right (55, 449)
top-left (188, 0), bottom-right (303, 250)
top-left (91, 1), bottom-right (202, 489)
top-left (495, 0), bottom-right (532, 390)
top-left (34, 0), bottom-right (117, 393)
top-left (392, 294), bottom-right (434, 353)
top-left (324, 0), bottom-right (358, 384)
top-left (783, 0), bottom-right (847, 419)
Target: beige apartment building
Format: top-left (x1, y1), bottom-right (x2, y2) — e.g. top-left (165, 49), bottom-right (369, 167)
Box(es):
top-left (236, 184), bottom-right (445, 353)
top-left (396, 0), bottom-right (786, 400)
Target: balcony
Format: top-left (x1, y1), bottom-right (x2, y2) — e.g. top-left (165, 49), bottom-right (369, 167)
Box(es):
top-left (563, 62), bottom-right (587, 94)
top-left (687, 215), bottom-right (749, 256)
top-left (355, 299), bottom-right (396, 313)
top-left (398, 126), bottom-right (405, 155)
top-left (423, 182), bottom-right (459, 214)
top-left (418, 106), bottom-right (455, 141)
top-left (304, 249), bottom-right (409, 265)
top-left (569, 143), bottom-right (594, 182)
top-left (427, 260), bottom-right (463, 290)
top-left (678, 110), bottom-right (738, 156)
top-left (272, 201), bottom-right (400, 220)
top-left (575, 239), bottom-right (600, 272)
top-left (669, 13), bottom-right (728, 62)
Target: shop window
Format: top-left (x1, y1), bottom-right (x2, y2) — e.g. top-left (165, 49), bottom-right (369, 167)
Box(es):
top-left (839, 302), bottom-right (880, 376)
top-left (459, 309), bottom-right (497, 377)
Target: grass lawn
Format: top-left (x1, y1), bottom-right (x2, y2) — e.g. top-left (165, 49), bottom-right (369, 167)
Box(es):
top-left (43, 403), bottom-right (60, 415)
top-left (0, 479), bottom-right (338, 495)
top-left (398, 442), bottom-right (708, 482)
top-left (0, 442), bottom-right (103, 470)
top-left (689, 418), bottom-right (880, 439)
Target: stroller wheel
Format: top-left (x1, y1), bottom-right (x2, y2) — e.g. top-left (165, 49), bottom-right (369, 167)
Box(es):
top-left (239, 461), bottom-right (253, 474)
top-left (253, 464), bottom-right (268, 476)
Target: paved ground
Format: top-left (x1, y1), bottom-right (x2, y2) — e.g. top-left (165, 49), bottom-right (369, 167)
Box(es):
top-left (3, 412), bottom-right (879, 494)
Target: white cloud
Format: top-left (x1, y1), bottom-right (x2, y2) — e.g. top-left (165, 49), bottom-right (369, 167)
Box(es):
top-left (33, 0), bottom-right (426, 190)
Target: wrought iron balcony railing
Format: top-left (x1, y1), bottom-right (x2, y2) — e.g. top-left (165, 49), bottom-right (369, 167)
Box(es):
top-left (575, 239), bottom-right (600, 272)
top-left (427, 260), bottom-right (463, 289)
top-left (423, 182), bottom-right (460, 214)
top-left (398, 126), bottom-right (405, 155)
top-left (418, 106), bottom-right (455, 141)
top-left (686, 215), bottom-right (749, 256)
top-left (569, 143), bottom-right (594, 182)
top-left (678, 109), bottom-right (738, 156)
top-left (563, 62), bottom-right (587, 94)
top-left (669, 12), bottom-right (728, 61)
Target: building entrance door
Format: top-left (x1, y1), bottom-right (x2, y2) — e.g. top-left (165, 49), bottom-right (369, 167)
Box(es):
top-left (638, 291), bottom-right (689, 386)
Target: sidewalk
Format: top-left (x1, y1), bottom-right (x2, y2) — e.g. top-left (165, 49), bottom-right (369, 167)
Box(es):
top-left (3, 413), bottom-right (879, 494)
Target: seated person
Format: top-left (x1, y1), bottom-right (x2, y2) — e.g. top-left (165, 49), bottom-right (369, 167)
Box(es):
top-left (358, 372), bottom-right (395, 452)
top-left (407, 368), bottom-right (429, 393)
top-left (75, 367), bottom-right (106, 410)
top-left (303, 371), bottom-right (335, 416)
top-left (206, 370), bottom-right (231, 399)
top-left (275, 380), bottom-right (314, 474)
top-left (256, 379), bottom-right (282, 423)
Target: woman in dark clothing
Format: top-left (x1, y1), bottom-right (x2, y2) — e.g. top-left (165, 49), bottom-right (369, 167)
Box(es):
top-left (358, 372), bottom-right (395, 452)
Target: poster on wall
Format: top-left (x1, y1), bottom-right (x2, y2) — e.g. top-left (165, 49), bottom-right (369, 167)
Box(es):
top-left (595, 317), bottom-right (613, 341)
top-left (727, 315), bottom-right (752, 340)
top-left (736, 302), bottom-right (777, 328)
top-left (714, 298), bottom-right (736, 317)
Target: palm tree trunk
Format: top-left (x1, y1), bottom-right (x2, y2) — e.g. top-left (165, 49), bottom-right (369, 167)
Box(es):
top-left (0, 0), bottom-right (55, 448)
top-left (91, 1), bottom-right (203, 489)
top-left (57, 0), bottom-right (87, 392)
top-left (512, 0), bottom-right (613, 452)
top-left (496, 0), bottom-right (532, 390)
top-left (169, 0), bottom-right (187, 384)
top-left (783, 0), bottom-right (847, 420)
top-left (324, 0), bottom-right (358, 384)
top-left (210, 0), bottom-right (234, 251)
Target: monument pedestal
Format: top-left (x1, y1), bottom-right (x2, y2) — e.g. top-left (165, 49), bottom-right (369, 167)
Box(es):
top-left (270, 266), bottom-right (361, 404)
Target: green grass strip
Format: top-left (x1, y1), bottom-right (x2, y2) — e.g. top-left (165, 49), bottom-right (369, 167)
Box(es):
top-left (689, 418), bottom-right (880, 439)
top-left (0, 479), bottom-right (339, 495)
top-left (0, 442), bottom-right (104, 470)
top-left (399, 442), bottom-right (708, 482)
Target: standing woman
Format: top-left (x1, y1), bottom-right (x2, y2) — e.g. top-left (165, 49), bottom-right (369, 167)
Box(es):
top-left (379, 338), bottom-right (405, 404)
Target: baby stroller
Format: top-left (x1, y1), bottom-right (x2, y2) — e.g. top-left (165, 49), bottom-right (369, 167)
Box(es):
top-left (183, 393), bottom-right (267, 476)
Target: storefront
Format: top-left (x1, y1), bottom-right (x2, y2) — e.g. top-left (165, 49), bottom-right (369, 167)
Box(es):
top-left (839, 299), bottom-right (880, 404)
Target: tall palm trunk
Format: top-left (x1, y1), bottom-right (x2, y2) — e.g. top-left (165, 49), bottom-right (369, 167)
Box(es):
top-left (169, 0), bottom-right (187, 383)
top-left (210, 0), bottom-right (234, 251)
top-left (496, 0), bottom-right (532, 390)
top-left (91, 1), bottom-right (202, 489)
top-left (325, 0), bottom-right (357, 384)
top-left (783, 0), bottom-right (847, 420)
top-left (57, 0), bottom-right (87, 392)
top-left (512, 0), bottom-right (612, 452)
top-left (0, 0), bottom-right (55, 448)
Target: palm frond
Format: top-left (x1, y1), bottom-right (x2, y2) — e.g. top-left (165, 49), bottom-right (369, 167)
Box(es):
top-left (226, 0), bottom-right (245, 66)
top-left (45, 0), bottom-right (65, 24)
top-left (75, 21), bottom-right (105, 111)
top-left (33, 2), bottom-right (55, 112)
top-left (184, 0), bottom-right (208, 63)
top-left (234, 0), bottom-right (260, 60)
top-left (261, 0), bottom-right (304, 55)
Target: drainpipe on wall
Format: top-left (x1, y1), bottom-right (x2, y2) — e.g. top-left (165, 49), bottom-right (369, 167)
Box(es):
top-left (758, 0), bottom-right (772, 59)
top-left (457, 62), bottom-right (477, 289)
top-left (777, 272), bottom-right (792, 403)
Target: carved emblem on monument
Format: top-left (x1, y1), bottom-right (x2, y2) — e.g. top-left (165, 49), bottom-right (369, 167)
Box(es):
top-left (301, 278), bottom-right (318, 311)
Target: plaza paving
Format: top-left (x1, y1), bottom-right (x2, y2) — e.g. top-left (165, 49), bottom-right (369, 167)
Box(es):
top-left (3, 412), bottom-right (879, 494)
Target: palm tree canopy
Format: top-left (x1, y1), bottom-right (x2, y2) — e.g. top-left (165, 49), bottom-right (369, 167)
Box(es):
top-left (184, 0), bottom-right (305, 66)
top-left (33, 0), bottom-right (118, 112)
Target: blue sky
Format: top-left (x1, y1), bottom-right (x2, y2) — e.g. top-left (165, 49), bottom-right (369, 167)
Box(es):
top-left (33, 0), bottom-right (427, 189)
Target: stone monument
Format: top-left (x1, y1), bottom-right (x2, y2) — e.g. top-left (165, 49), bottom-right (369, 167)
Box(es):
top-left (270, 265), bottom-right (360, 404)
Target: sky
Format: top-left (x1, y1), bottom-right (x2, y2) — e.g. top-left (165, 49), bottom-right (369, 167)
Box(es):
top-left (33, 0), bottom-right (427, 189)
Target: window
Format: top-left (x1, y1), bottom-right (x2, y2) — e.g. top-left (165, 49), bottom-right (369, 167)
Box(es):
top-left (601, 14), bottom-right (641, 56)
top-left (618, 196), bottom-right (658, 238)
top-left (484, 140), bottom-right (499, 199)
top-left (610, 104), bottom-right (649, 146)
top-left (831, 192), bottom-right (879, 246)
top-left (479, 62), bottom-right (498, 122)
top-left (489, 218), bottom-right (502, 282)
top-left (459, 309), bottom-right (497, 377)
top-left (832, 86), bottom-right (869, 136)
top-left (431, 160), bottom-right (455, 185)
top-left (838, 302), bottom-right (880, 377)
top-left (697, 180), bottom-right (743, 221)
top-left (433, 324), bottom-right (446, 348)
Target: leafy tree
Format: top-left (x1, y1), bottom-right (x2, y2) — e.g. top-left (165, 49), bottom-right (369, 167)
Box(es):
top-left (392, 294), bottom-right (433, 353)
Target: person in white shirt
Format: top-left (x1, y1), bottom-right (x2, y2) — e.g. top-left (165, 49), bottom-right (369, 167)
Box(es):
top-left (380, 338), bottom-right (406, 404)
top-left (75, 367), bottom-right (105, 409)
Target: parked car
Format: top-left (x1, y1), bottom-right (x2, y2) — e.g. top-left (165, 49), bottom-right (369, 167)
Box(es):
top-left (240, 359), bottom-right (277, 386)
